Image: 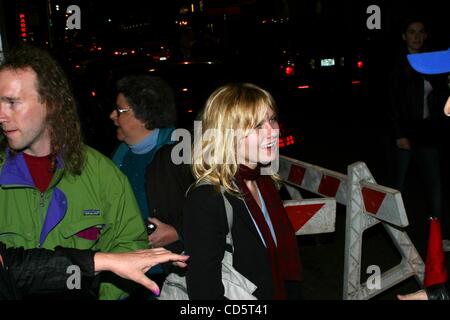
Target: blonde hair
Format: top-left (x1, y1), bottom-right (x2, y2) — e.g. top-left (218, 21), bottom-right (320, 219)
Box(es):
top-left (192, 83), bottom-right (280, 195)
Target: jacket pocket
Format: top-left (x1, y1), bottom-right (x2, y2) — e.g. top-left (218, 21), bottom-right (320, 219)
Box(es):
top-left (0, 224), bottom-right (35, 246)
top-left (61, 218), bottom-right (106, 243)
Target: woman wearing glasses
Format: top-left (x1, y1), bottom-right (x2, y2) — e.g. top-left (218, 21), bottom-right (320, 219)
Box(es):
top-left (110, 75), bottom-right (192, 296)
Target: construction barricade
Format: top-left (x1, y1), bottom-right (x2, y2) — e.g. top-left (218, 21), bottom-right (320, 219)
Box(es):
top-left (279, 155), bottom-right (425, 300)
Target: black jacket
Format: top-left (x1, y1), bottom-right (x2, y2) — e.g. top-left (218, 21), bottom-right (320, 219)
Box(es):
top-left (183, 184), bottom-right (277, 300)
top-left (145, 143), bottom-right (194, 254)
top-left (0, 242), bottom-right (96, 300)
top-left (426, 283), bottom-right (449, 300)
top-left (389, 52), bottom-right (449, 144)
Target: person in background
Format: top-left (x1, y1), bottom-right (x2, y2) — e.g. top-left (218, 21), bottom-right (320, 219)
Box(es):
top-left (183, 83), bottom-right (302, 299)
top-left (0, 45), bottom-right (148, 300)
top-left (0, 241), bottom-right (188, 300)
top-left (110, 75), bottom-right (192, 291)
top-left (388, 18), bottom-right (447, 223)
top-left (398, 47), bottom-right (450, 300)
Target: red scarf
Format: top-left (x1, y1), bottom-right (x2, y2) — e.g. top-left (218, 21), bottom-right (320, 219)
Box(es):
top-left (235, 165), bottom-right (302, 299)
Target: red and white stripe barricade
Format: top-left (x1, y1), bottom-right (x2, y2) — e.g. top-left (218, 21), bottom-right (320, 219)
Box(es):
top-left (284, 198), bottom-right (336, 235)
top-left (279, 155), bottom-right (425, 300)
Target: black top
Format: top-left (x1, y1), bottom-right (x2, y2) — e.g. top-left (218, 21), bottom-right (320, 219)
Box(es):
top-left (145, 143), bottom-right (194, 254)
top-left (388, 51), bottom-right (449, 145)
top-left (183, 184), bottom-right (275, 299)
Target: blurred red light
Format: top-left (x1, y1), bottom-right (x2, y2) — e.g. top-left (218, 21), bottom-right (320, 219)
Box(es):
top-left (286, 135), bottom-right (295, 145)
top-left (357, 60), bottom-right (364, 69)
top-left (297, 85), bottom-right (310, 90)
top-left (91, 91), bottom-right (96, 97)
top-left (285, 66), bottom-right (295, 77)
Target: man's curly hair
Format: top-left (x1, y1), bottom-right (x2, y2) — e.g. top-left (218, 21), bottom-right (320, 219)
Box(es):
top-left (0, 45), bottom-right (85, 175)
top-left (116, 75), bottom-right (177, 129)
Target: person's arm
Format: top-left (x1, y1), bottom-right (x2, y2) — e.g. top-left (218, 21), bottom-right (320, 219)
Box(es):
top-left (147, 217), bottom-right (179, 248)
top-left (145, 144), bottom-right (194, 249)
top-left (397, 283), bottom-right (449, 300)
top-left (183, 185), bottom-right (228, 299)
top-left (1, 243), bottom-right (95, 297)
top-left (388, 60), bottom-right (409, 141)
top-left (93, 248), bottom-right (188, 295)
top-left (1, 242), bottom-right (188, 298)
top-left (96, 169), bottom-right (149, 300)
top-left (425, 283), bottom-right (450, 300)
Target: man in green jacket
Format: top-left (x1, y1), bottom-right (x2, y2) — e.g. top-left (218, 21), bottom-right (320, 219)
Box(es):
top-left (0, 45), bottom-right (148, 299)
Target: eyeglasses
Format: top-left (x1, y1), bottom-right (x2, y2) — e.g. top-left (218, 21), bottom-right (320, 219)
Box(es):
top-left (114, 105), bottom-right (131, 115)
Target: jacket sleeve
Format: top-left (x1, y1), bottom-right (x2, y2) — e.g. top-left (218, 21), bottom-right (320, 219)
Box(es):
top-left (183, 185), bottom-right (228, 299)
top-left (388, 62), bottom-right (408, 140)
top-left (1, 242), bottom-right (95, 298)
top-left (145, 144), bottom-right (194, 252)
top-left (426, 282), bottom-right (450, 300)
top-left (96, 166), bottom-right (148, 300)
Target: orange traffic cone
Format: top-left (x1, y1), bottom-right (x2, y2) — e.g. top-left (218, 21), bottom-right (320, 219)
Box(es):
top-left (424, 217), bottom-right (448, 287)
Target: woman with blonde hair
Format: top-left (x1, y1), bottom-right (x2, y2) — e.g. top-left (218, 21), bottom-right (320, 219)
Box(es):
top-left (183, 83), bottom-right (302, 300)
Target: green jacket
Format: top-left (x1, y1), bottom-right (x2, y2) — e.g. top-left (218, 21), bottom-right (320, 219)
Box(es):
top-left (0, 146), bottom-right (148, 300)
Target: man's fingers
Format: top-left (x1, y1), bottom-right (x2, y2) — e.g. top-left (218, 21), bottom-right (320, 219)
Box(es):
top-left (397, 290), bottom-right (427, 300)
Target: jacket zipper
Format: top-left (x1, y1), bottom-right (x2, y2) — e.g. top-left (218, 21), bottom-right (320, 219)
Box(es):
top-left (38, 191), bottom-right (45, 247)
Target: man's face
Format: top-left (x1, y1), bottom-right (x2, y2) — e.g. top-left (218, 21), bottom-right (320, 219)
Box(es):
top-left (0, 68), bottom-right (51, 156)
top-left (403, 22), bottom-right (427, 53)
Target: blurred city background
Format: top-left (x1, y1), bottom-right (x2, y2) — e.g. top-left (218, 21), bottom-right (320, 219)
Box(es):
top-left (0, 0), bottom-right (449, 299)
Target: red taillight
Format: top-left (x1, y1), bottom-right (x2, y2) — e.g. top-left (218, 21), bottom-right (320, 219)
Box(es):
top-left (352, 80), bottom-right (361, 85)
top-left (91, 91), bottom-right (96, 97)
top-left (284, 66), bottom-right (295, 77)
top-left (297, 85), bottom-right (310, 90)
top-left (278, 135), bottom-right (296, 148)
top-left (286, 135), bottom-right (295, 146)
top-left (357, 60), bottom-right (364, 69)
